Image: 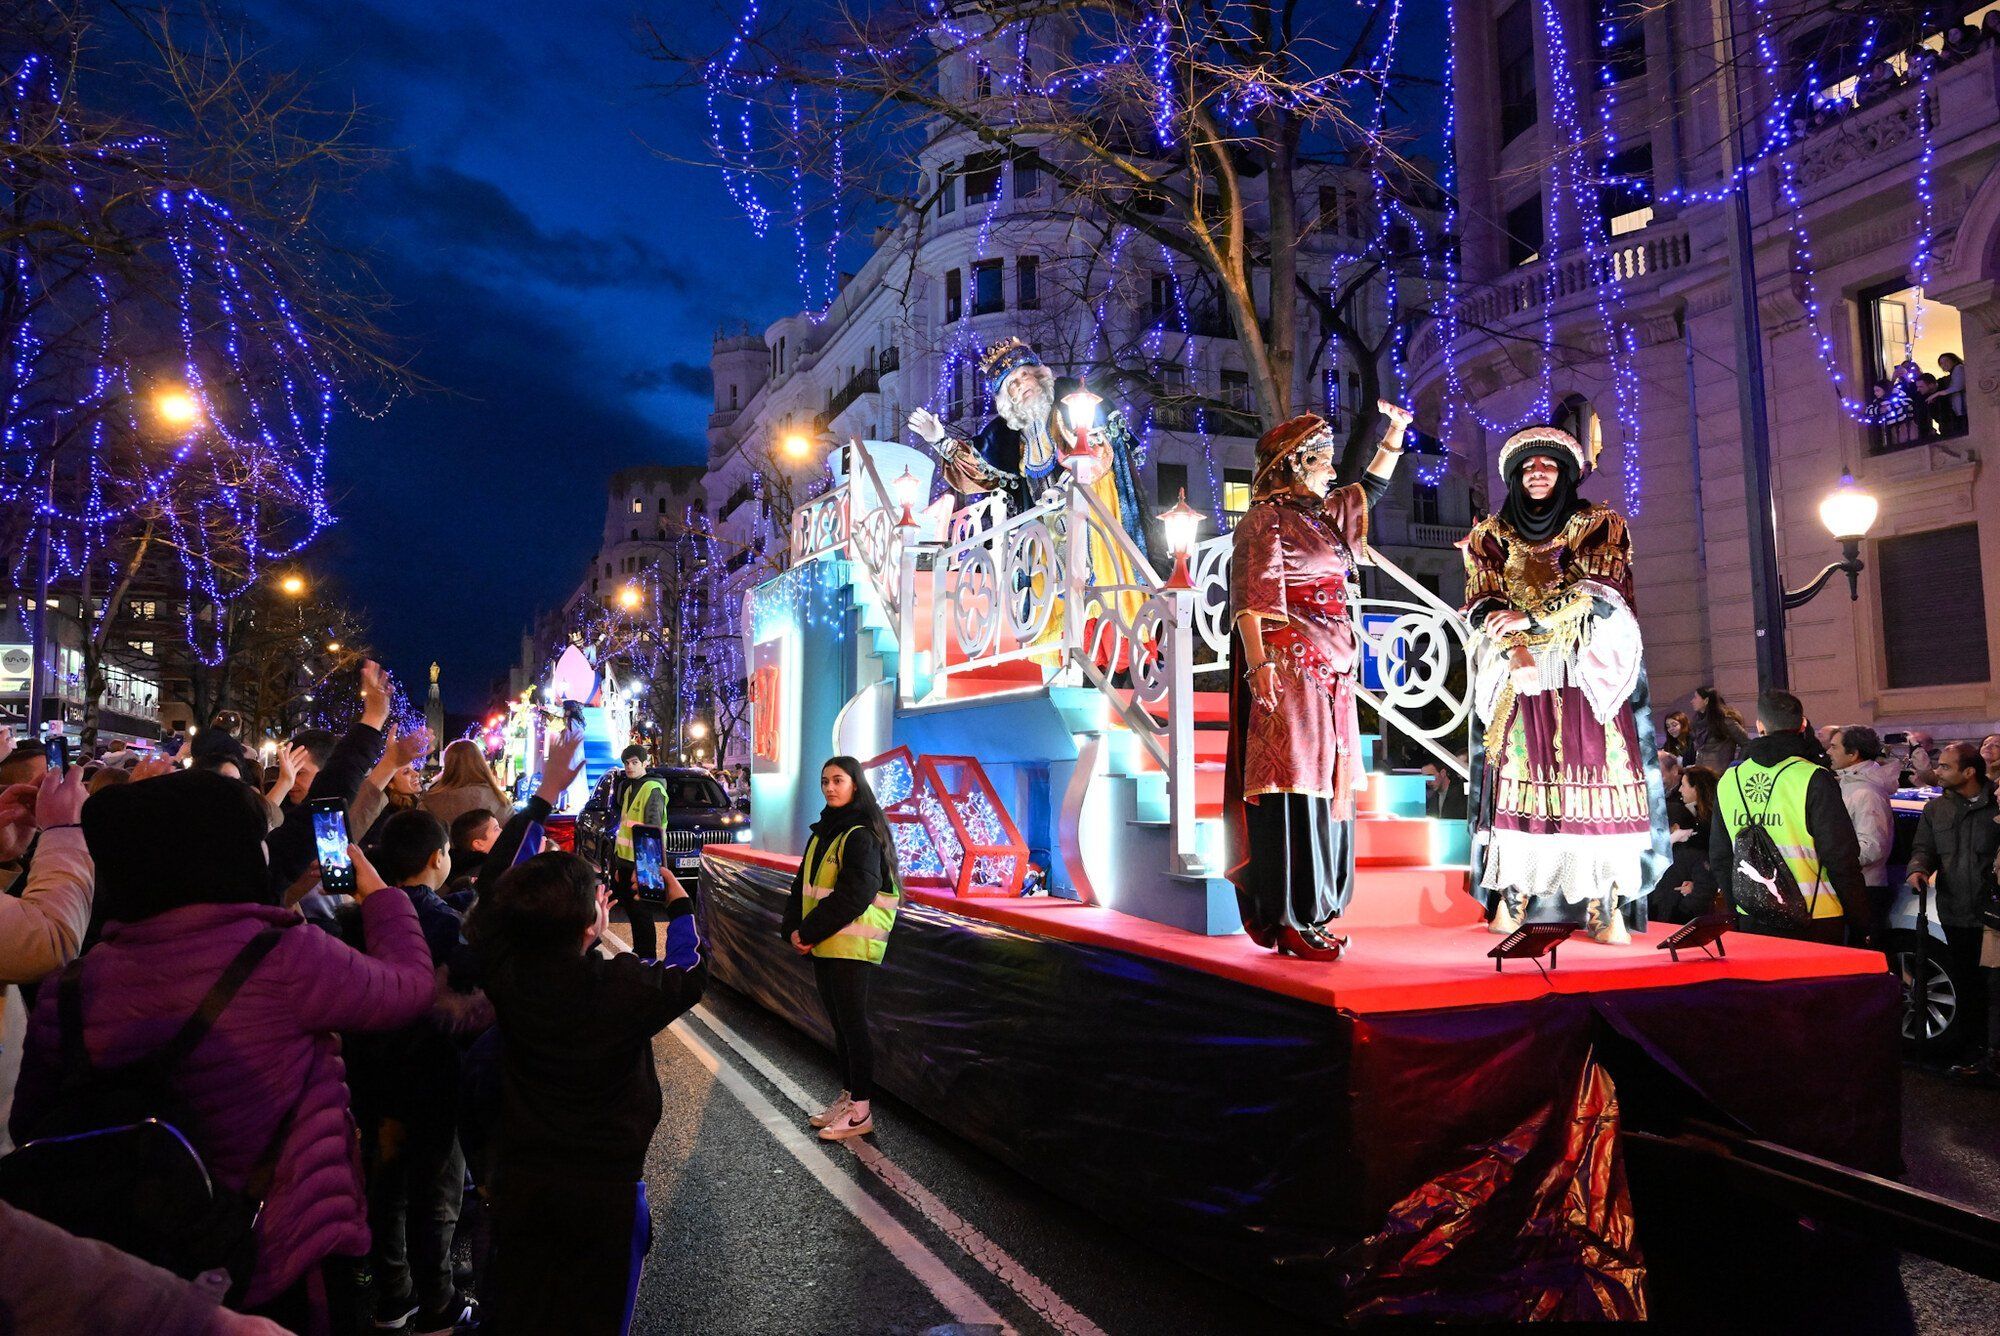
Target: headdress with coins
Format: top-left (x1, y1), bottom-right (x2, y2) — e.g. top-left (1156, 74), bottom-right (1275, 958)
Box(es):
top-left (1251, 413), bottom-right (1336, 499)
top-left (979, 337), bottom-right (1045, 397)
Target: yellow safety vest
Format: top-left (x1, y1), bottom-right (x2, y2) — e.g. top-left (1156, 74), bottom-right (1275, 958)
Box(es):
top-left (614, 777), bottom-right (667, 862)
top-left (801, 827), bottom-right (899, 963)
top-left (1717, 757), bottom-right (1841, 920)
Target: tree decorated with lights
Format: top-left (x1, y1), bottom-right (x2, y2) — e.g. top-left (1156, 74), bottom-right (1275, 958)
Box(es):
top-left (2, 4), bottom-right (400, 735)
top-left (668, 0), bottom-right (1453, 484)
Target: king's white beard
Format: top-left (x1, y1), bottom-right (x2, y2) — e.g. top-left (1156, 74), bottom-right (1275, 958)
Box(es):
top-left (996, 381), bottom-right (1055, 433)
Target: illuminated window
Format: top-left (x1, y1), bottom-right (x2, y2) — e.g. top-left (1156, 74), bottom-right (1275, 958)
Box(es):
top-left (1222, 468), bottom-right (1253, 523)
top-left (632, 498), bottom-right (643, 513)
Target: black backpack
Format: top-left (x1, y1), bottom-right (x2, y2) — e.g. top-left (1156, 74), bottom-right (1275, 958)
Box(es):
top-left (0, 926), bottom-right (293, 1297)
top-left (1726, 761), bottom-right (1814, 935)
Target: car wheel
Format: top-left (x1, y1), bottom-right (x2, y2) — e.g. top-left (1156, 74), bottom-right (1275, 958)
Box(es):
top-left (1885, 929), bottom-right (1969, 1056)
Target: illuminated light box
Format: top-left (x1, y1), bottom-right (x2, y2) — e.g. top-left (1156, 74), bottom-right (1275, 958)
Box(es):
top-left (863, 747), bottom-right (1028, 896)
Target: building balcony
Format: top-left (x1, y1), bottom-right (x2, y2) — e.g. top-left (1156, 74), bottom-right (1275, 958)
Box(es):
top-left (827, 367), bottom-right (880, 421)
top-left (879, 346), bottom-right (900, 374)
top-left (1148, 396), bottom-right (1260, 438)
top-left (1410, 221), bottom-right (1694, 373)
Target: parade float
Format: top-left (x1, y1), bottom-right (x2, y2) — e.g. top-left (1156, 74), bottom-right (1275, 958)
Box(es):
top-left (698, 436), bottom-right (1900, 1322)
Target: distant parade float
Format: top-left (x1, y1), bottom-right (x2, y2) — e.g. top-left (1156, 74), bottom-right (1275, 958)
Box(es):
top-left (696, 338), bottom-right (1899, 1323)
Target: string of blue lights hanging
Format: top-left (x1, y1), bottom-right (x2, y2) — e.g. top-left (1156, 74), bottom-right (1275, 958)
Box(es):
top-left (3, 51), bottom-right (356, 664)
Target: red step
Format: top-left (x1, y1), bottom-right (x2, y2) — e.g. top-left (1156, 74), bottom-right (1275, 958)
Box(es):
top-left (1357, 817), bottom-right (1432, 867)
top-left (1110, 687), bottom-right (1231, 726)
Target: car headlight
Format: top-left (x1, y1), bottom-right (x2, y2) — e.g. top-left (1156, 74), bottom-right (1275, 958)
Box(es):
top-left (734, 827), bottom-right (753, 843)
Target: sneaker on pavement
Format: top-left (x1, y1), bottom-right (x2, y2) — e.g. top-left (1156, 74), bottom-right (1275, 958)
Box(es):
top-left (412, 1293), bottom-right (473, 1336)
top-left (809, 1091), bottom-right (853, 1129)
top-left (818, 1107), bottom-right (874, 1141)
top-left (374, 1295), bottom-right (418, 1330)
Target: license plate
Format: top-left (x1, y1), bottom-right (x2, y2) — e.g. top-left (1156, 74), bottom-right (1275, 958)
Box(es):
top-left (674, 855), bottom-right (702, 869)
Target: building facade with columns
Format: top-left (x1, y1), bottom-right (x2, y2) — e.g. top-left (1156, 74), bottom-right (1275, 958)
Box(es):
top-left (1415, 0), bottom-right (2000, 738)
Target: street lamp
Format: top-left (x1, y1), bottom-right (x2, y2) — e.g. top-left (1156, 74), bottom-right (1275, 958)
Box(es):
top-left (153, 388), bottom-right (204, 432)
top-left (326, 641), bottom-right (342, 653)
top-left (618, 583), bottom-right (643, 611)
top-left (278, 573), bottom-right (307, 598)
top-left (27, 382), bottom-right (204, 734)
top-left (689, 720), bottom-right (709, 739)
top-left (1157, 489), bottom-right (1204, 591)
top-left (781, 433), bottom-right (813, 462)
top-left (1783, 473), bottom-right (1879, 610)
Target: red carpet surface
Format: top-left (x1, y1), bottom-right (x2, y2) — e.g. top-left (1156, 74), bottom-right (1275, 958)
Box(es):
top-left (706, 846), bottom-right (1886, 1014)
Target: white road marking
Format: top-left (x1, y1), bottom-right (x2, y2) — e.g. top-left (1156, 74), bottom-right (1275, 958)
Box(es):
top-left (688, 1004), bottom-right (1109, 1336)
top-left (667, 1017), bottom-right (1011, 1334)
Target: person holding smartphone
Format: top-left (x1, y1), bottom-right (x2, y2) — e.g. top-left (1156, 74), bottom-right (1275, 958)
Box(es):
top-left (467, 725), bottom-right (704, 1336)
top-left (608, 746), bottom-right (664, 959)
top-left (781, 756), bottom-right (901, 1141)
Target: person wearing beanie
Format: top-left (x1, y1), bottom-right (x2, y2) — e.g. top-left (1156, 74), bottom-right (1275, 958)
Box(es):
top-left (1223, 400), bottom-right (1413, 961)
top-left (9, 768), bottom-right (437, 1329)
top-left (1463, 424), bottom-right (1665, 944)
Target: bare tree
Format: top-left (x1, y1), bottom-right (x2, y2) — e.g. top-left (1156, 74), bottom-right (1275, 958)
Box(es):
top-left (3, 1), bottom-right (406, 738)
top-left (653, 1), bottom-right (1437, 469)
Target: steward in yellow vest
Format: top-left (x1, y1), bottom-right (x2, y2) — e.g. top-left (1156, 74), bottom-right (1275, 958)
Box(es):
top-left (781, 813), bottom-right (899, 962)
top-left (782, 757), bottom-right (903, 1142)
top-left (1706, 715), bottom-right (1870, 946)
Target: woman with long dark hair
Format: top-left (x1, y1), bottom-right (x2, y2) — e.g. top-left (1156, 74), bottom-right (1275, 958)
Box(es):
top-left (781, 756), bottom-right (900, 1140)
top-left (1689, 687), bottom-right (1751, 769)
top-left (1649, 763), bottom-right (1721, 923)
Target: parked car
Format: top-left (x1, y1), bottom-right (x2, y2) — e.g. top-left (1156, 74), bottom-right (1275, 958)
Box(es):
top-left (575, 765), bottom-right (750, 887)
top-left (1882, 787), bottom-right (1962, 1056)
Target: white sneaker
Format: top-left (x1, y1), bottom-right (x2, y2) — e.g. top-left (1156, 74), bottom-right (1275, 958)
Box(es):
top-left (809, 1091), bottom-right (853, 1129)
top-left (818, 1103), bottom-right (874, 1141)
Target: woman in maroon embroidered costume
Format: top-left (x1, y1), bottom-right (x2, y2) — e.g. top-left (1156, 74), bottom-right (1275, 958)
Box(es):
top-left (1224, 403), bottom-right (1412, 961)
top-left (1463, 425), bottom-right (1659, 945)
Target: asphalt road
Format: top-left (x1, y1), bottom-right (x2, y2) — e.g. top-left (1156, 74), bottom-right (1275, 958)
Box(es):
top-left (615, 925), bottom-right (2000, 1335)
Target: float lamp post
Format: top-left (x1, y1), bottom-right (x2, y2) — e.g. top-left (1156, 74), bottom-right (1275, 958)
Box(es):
top-left (1057, 389), bottom-right (1105, 482)
top-left (892, 466), bottom-right (922, 529)
top-left (1158, 489), bottom-right (1204, 591)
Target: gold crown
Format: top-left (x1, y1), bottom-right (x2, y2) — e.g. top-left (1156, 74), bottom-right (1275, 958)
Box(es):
top-left (978, 336), bottom-right (1036, 378)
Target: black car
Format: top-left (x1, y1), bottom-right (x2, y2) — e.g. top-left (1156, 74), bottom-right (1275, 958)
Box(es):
top-left (575, 765), bottom-right (750, 887)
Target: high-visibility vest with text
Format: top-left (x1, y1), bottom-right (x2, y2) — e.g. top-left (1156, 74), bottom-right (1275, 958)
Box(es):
top-left (615, 777), bottom-right (667, 861)
top-left (1717, 757), bottom-right (1840, 919)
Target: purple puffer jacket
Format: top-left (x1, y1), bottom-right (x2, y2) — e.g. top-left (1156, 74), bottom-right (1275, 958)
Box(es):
top-left (10, 892), bottom-right (433, 1306)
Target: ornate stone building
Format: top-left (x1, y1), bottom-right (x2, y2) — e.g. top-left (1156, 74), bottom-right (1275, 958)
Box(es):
top-left (1416, 0), bottom-right (2000, 736)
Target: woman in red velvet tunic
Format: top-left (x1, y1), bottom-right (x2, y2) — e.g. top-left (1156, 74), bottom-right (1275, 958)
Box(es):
top-left (1224, 404), bottom-right (1411, 961)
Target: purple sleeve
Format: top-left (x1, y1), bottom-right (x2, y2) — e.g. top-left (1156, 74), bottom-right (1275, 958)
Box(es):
top-left (285, 887), bottom-right (434, 1033)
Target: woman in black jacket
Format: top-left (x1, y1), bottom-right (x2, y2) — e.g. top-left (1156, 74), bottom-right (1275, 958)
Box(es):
top-left (781, 756), bottom-right (900, 1142)
top-left (1649, 764), bottom-right (1721, 923)
top-left (1689, 687), bottom-right (1752, 769)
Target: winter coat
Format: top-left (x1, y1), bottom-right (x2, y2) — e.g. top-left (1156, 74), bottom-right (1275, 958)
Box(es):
top-left (420, 784), bottom-right (512, 832)
top-left (9, 892), bottom-right (434, 1306)
top-left (0, 1200), bottom-right (288, 1335)
top-left (0, 828), bottom-right (92, 1153)
top-left (1837, 764), bottom-right (1896, 887)
top-left (1907, 784), bottom-right (2000, 927)
top-left (1691, 712), bottom-right (1752, 769)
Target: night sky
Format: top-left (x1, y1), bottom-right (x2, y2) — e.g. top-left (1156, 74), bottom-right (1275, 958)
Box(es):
top-left (239, 0), bottom-right (804, 712)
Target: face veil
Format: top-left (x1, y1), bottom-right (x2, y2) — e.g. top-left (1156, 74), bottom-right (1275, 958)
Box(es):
top-left (1498, 449), bottom-right (1585, 544)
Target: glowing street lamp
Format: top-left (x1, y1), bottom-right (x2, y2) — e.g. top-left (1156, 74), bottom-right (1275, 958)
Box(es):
top-left (1157, 489), bottom-right (1204, 591)
top-left (1784, 473), bottom-right (1879, 609)
top-left (781, 433), bottom-right (813, 462)
top-left (278, 573), bottom-right (307, 598)
top-left (326, 641), bottom-right (342, 653)
top-left (689, 720), bottom-right (709, 739)
top-left (617, 583), bottom-right (643, 611)
top-left (153, 387), bottom-right (203, 431)
top-left (892, 466), bottom-right (922, 528)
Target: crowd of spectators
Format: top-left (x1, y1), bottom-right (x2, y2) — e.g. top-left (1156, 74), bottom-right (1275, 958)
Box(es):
top-left (0, 663), bottom-right (705, 1335)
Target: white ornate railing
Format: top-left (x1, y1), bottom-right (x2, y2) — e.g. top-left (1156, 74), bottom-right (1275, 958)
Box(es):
top-left (797, 463), bottom-right (1477, 881)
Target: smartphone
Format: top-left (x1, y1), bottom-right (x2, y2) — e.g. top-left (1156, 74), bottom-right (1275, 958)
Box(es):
top-left (563, 699), bottom-right (586, 733)
top-left (43, 734), bottom-right (68, 772)
top-left (632, 825), bottom-right (665, 902)
top-left (311, 798), bottom-right (355, 895)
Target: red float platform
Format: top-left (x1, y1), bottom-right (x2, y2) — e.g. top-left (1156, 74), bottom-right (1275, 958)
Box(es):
top-left (699, 843), bottom-right (1902, 1323)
